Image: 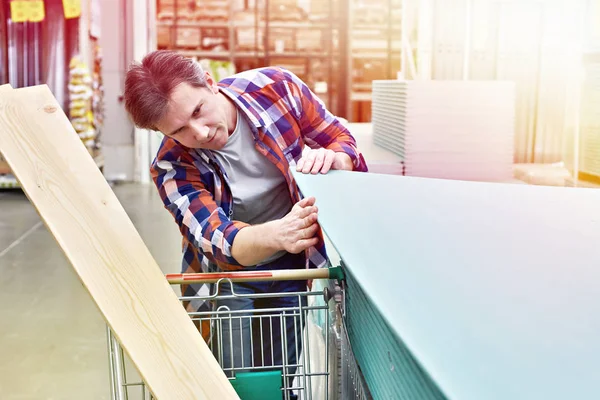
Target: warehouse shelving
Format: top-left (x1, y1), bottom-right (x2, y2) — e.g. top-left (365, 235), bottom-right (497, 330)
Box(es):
top-left (156, 0), bottom-right (342, 114)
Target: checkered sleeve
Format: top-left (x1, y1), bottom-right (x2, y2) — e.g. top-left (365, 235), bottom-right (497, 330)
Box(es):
top-left (281, 68), bottom-right (368, 172)
top-left (150, 145), bottom-right (249, 269)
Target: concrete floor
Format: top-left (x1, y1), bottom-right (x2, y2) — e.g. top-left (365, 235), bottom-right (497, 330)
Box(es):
top-left (0, 185), bottom-right (183, 399)
top-left (0, 124), bottom-right (400, 399)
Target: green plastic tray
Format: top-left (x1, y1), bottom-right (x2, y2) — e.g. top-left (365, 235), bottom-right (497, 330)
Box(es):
top-left (230, 370), bottom-right (283, 400)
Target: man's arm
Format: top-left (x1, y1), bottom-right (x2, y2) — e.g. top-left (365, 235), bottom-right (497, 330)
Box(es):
top-left (152, 146), bottom-right (321, 267)
top-left (231, 196), bottom-right (319, 266)
top-left (282, 69), bottom-right (368, 173)
top-left (152, 151), bottom-right (249, 269)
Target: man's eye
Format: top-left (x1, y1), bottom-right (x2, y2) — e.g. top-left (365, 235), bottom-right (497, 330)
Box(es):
top-left (192, 107), bottom-right (201, 117)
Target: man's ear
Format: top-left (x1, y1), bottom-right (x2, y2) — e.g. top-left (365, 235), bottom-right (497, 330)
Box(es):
top-left (204, 71), bottom-right (219, 94)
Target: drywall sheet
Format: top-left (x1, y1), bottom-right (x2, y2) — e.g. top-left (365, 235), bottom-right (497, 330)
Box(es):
top-left (293, 169), bottom-right (600, 400)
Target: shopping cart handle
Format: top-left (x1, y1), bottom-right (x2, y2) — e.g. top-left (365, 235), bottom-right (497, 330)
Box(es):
top-left (165, 266), bottom-right (344, 284)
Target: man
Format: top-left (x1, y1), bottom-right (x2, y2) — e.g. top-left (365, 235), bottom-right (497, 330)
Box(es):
top-left (123, 50), bottom-right (368, 388)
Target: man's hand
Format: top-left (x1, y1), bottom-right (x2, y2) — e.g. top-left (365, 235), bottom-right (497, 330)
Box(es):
top-left (274, 196), bottom-right (320, 253)
top-left (296, 148), bottom-right (353, 174)
top-left (231, 197), bottom-right (320, 266)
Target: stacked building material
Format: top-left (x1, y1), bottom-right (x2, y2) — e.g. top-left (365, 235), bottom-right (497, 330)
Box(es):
top-left (372, 80), bottom-right (515, 182)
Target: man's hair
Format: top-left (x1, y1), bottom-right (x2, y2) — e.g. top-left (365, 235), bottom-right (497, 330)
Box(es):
top-left (124, 50), bottom-right (207, 130)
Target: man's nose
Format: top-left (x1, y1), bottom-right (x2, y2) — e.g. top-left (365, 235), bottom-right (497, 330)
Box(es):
top-left (191, 124), bottom-right (210, 141)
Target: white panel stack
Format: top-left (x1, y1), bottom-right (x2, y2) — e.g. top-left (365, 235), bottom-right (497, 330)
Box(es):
top-left (372, 80), bottom-right (515, 182)
top-left (580, 60), bottom-right (600, 179)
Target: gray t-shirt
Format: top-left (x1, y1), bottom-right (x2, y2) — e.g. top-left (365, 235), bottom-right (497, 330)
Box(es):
top-left (212, 109), bottom-right (293, 265)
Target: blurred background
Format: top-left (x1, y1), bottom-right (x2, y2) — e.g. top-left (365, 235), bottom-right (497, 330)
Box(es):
top-left (0, 0), bottom-right (599, 187)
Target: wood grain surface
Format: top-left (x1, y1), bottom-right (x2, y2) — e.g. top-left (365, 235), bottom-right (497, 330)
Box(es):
top-left (0, 85), bottom-right (239, 399)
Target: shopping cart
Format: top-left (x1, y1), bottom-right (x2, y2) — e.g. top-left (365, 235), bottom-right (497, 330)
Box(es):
top-left (107, 267), bottom-right (349, 400)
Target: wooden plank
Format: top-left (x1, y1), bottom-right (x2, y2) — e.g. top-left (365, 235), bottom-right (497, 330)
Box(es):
top-left (0, 85), bottom-right (239, 399)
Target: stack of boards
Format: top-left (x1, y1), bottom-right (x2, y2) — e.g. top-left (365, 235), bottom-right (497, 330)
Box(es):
top-left (0, 84), bottom-right (239, 399)
top-left (580, 57), bottom-right (600, 178)
top-left (293, 169), bottom-right (600, 400)
top-left (372, 80), bottom-right (515, 182)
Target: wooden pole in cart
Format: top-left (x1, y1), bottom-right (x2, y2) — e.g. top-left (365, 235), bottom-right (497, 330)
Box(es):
top-left (0, 85), bottom-right (239, 400)
top-left (166, 266), bottom-right (344, 284)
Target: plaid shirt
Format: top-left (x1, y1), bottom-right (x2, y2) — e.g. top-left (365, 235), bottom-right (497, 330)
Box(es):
top-left (151, 67), bottom-right (368, 311)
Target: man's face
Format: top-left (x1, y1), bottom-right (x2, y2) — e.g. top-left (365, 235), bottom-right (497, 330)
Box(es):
top-left (155, 75), bottom-right (230, 150)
